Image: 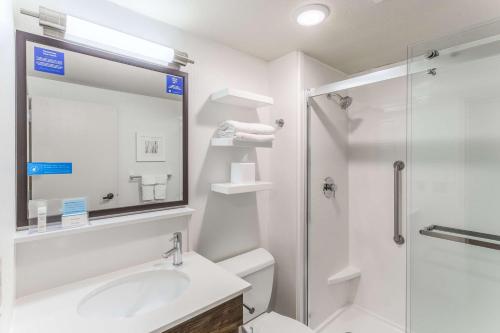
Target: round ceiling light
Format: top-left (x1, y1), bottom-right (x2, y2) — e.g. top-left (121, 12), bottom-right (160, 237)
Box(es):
top-left (295, 4), bottom-right (330, 26)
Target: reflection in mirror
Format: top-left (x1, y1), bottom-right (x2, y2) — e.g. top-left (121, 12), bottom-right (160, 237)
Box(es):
top-left (22, 38), bottom-right (187, 227)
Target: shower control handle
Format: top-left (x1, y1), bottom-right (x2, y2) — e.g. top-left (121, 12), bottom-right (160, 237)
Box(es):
top-left (323, 177), bottom-right (337, 198)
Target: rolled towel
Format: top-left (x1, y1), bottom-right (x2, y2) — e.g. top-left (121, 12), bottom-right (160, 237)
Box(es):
top-left (233, 132), bottom-right (275, 143)
top-left (217, 120), bottom-right (275, 138)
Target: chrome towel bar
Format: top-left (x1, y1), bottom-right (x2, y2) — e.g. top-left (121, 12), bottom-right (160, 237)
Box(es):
top-left (420, 225), bottom-right (500, 251)
top-left (129, 174), bottom-right (172, 181)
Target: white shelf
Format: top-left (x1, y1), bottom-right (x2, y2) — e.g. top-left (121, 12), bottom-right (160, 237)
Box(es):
top-left (327, 266), bottom-right (361, 285)
top-left (211, 137), bottom-right (273, 148)
top-left (14, 207), bottom-right (195, 244)
top-left (210, 88), bottom-right (274, 108)
top-left (211, 181), bottom-right (273, 195)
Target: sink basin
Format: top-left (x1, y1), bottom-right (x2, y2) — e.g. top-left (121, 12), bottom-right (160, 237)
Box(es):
top-left (77, 269), bottom-right (190, 319)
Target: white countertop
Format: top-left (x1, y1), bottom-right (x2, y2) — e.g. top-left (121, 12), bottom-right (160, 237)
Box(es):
top-left (10, 252), bottom-right (251, 333)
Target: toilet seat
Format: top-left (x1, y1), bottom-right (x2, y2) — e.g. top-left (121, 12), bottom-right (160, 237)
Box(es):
top-left (244, 311), bottom-right (313, 333)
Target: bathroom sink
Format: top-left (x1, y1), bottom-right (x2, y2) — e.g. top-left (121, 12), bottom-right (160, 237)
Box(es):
top-left (77, 269), bottom-right (190, 319)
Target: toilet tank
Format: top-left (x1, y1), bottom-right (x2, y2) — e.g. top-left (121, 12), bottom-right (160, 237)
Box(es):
top-left (218, 248), bottom-right (275, 323)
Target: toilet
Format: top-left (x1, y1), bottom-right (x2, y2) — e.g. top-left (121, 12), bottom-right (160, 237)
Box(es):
top-left (218, 248), bottom-right (313, 333)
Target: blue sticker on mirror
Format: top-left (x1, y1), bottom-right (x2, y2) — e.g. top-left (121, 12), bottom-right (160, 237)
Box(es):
top-left (27, 162), bottom-right (72, 176)
top-left (34, 47), bottom-right (65, 75)
top-left (166, 75), bottom-right (184, 95)
top-left (62, 198), bottom-right (87, 216)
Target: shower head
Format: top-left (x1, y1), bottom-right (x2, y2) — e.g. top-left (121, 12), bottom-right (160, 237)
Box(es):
top-left (327, 93), bottom-right (353, 110)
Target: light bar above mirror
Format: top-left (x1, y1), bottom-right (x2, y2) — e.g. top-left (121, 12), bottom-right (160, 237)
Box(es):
top-left (20, 6), bottom-right (194, 68)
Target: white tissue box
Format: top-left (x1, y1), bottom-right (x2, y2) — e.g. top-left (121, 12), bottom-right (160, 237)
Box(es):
top-left (231, 163), bottom-right (255, 184)
top-left (61, 212), bottom-right (88, 229)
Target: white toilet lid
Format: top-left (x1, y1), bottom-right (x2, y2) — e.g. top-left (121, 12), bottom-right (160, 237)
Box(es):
top-left (244, 311), bottom-right (314, 333)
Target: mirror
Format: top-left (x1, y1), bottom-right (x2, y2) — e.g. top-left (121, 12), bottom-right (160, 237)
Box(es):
top-left (16, 32), bottom-right (188, 229)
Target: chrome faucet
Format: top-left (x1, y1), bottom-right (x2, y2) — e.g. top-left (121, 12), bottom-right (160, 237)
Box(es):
top-left (162, 232), bottom-right (183, 266)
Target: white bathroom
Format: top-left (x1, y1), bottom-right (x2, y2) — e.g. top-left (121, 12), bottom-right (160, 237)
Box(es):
top-left (1, 1), bottom-right (500, 332)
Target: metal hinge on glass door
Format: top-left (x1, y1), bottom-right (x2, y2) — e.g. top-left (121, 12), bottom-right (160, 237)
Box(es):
top-left (425, 49), bottom-right (439, 76)
top-left (27, 96), bottom-right (32, 123)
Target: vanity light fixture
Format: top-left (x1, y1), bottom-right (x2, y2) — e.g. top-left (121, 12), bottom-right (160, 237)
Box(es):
top-left (20, 6), bottom-right (194, 67)
top-left (294, 4), bottom-right (330, 26)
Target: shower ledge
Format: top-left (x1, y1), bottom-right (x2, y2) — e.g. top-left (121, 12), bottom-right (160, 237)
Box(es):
top-left (327, 266), bottom-right (361, 285)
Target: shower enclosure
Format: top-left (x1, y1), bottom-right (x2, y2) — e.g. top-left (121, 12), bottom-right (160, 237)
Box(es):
top-left (305, 19), bottom-right (500, 333)
top-left (407, 20), bottom-right (500, 333)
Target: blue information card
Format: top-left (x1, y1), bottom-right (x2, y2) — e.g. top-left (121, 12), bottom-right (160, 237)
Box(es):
top-left (34, 47), bottom-right (65, 75)
top-left (166, 75), bottom-right (184, 95)
top-left (62, 198), bottom-right (87, 216)
top-left (27, 162), bottom-right (72, 176)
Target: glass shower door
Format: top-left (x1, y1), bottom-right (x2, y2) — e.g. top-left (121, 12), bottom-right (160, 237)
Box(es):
top-left (408, 21), bottom-right (500, 333)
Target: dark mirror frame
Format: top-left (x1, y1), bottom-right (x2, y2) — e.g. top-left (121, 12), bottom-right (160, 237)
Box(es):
top-left (16, 31), bottom-right (189, 229)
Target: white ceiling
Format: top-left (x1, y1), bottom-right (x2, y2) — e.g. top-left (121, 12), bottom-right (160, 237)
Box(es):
top-left (107, 0), bottom-right (500, 74)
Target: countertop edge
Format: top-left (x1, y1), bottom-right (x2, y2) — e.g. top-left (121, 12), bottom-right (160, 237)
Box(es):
top-left (14, 207), bottom-right (195, 244)
top-left (151, 288), bottom-right (250, 333)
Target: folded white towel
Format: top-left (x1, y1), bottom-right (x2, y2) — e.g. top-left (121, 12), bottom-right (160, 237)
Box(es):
top-left (233, 132), bottom-right (275, 143)
top-left (142, 185), bottom-right (154, 201)
top-left (141, 175), bottom-right (156, 185)
top-left (154, 184), bottom-right (167, 200)
top-left (217, 120), bottom-right (275, 138)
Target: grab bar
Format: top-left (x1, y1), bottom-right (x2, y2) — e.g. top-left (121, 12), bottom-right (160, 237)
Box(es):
top-left (393, 161), bottom-right (405, 245)
top-left (420, 225), bottom-right (500, 251)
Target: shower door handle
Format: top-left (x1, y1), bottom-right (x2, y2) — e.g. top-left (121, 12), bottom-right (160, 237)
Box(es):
top-left (420, 225), bottom-right (500, 251)
top-left (393, 161), bottom-right (405, 245)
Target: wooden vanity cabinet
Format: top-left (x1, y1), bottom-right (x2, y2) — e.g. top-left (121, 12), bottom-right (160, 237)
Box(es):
top-left (163, 296), bottom-right (243, 333)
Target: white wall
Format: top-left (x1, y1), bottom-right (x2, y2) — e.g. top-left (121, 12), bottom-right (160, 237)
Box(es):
top-left (302, 55), bottom-right (349, 328)
top-left (13, 0), bottom-right (271, 297)
top-left (0, 0), bottom-right (16, 330)
top-left (267, 51), bottom-right (302, 318)
top-left (348, 77), bottom-right (406, 328)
